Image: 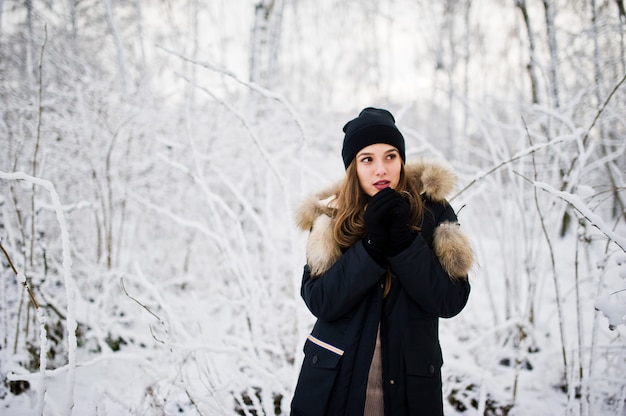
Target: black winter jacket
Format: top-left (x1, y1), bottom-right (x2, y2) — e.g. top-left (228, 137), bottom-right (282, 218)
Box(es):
top-left (291, 160), bottom-right (474, 416)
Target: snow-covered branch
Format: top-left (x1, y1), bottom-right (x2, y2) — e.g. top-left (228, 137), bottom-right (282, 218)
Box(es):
top-left (155, 43), bottom-right (307, 146)
top-left (452, 133), bottom-right (579, 200)
top-left (594, 290), bottom-right (626, 330)
top-left (0, 170), bottom-right (77, 415)
top-left (531, 180), bottom-right (626, 252)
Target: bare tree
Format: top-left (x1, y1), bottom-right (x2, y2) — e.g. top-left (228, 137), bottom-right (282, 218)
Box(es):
top-left (516, 0), bottom-right (541, 104)
top-left (103, 0), bottom-right (128, 92)
top-left (543, 0), bottom-right (560, 109)
top-left (249, 0), bottom-right (285, 89)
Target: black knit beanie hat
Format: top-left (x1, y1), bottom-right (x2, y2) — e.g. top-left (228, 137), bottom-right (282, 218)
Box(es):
top-left (341, 107), bottom-right (406, 169)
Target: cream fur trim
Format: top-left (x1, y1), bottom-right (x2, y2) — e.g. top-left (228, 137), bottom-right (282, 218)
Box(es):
top-left (295, 194), bottom-right (327, 232)
top-left (306, 215), bottom-right (342, 276)
top-left (405, 159), bottom-right (456, 202)
top-left (433, 222), bottom-right (474, 279)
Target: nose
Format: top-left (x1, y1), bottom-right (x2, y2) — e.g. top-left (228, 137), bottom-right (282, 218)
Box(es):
top-left (374, 161), bottom-right (387, 176)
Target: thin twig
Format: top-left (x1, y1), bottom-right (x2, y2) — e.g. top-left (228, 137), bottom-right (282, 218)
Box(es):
top-left (176, 72), bottom-right (286, 195)
top-left (523, 118), bottom-right (569, 392)
top-left (0, 240), bottom-right (19, 275)
top-left (119, 276), bottom-right (163, 323)
top-left (574, 222), bottom-right (585, 415)
top-left (561, 73), bottom-right (626, 193)
top-left (30, 24), bottom-right (48, 268)
top-left (156, 43), bottom-right (306, 145)
top-left (583, 73), bottom-right (626, 145)
top-left (1, 240), bottom-right (48, 414)
top-left (452, 134), bottom-right (576, 201)
top-left (185, 389), bottom-right (204, 416)
top-left (0, 241), bottom-right (40, 309)
top-left (516, 173), bottom-right (626, 253)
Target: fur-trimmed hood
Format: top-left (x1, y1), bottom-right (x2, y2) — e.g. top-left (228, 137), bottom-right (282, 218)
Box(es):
top-left (295, 159), bottom-right (474, 279)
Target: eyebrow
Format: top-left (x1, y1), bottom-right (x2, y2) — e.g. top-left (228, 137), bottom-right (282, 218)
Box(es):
top-left (357, 148), bottom-right (399, 158)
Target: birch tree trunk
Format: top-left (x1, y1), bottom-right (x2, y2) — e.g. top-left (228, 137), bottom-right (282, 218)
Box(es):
top-left (543, 0), bottom-right (560, 108)
top-left (25, 0), bottom-right (34, 83)
top-left (516, 0), bottom-right (540, 104)
top-left (249, 0), bottom-right (284, 89)
top-left (103, 0), bottom-right (128, 92)
top-left (460, 0), bottom-right (473, 166)
top-left (187, 0), bottom-right (199, 109)
top-left (135, 0), bottom-right (148, 87)
top-left (444, 0), bottom-right (457, 155)
top-left (69, 0), bottom-right (78, 53)
top-left (250, 1), bottom-right (269, 86)
top-left (249, 0), bottom-right (284, 116)
top-left (266, 0), bottom-right (284, 90)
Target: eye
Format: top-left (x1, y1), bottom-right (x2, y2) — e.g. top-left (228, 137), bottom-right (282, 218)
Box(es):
top-left (386, 153), bottom-right (397, 160)
top-left (360, 156), bottom-right (372, 163)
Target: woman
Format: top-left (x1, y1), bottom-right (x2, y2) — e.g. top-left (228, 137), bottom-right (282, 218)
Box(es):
top-left (290, 108), bottom-right (474, 416)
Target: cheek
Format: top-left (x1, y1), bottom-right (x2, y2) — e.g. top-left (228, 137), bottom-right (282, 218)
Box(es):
top-left (391, 163), bottom-right (402, 185)
top-left (356, 167), bottom-right (376, 195)
top-left (356, 166), bottom-right (368, 186)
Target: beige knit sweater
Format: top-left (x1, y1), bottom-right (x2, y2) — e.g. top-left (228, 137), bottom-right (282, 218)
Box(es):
top-left (364, 325), bottom-right (384, 415)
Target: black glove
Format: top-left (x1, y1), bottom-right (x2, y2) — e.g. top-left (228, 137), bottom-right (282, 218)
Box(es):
top-left (387, 192), bottom-right (416, 256)
top-left (363, 187), bottom-right (396, 263)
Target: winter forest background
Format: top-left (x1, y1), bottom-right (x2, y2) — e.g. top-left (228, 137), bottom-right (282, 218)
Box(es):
top-left (0, 0), bottom-right (625, 415)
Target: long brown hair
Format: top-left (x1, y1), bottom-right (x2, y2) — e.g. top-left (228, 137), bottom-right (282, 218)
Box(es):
top-left (331, 161), bottom-right (424, 296)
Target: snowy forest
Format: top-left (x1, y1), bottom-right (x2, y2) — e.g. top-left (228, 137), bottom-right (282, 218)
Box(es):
top-left (1, 0), bottom-right (625, 415)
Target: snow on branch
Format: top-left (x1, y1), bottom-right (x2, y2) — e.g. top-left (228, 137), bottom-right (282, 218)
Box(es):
top-left (0, 242), bottom-right (47, 415)
top-left (155, 44), bottom-right (307, 146)
top-left (594, 290), bottom-right (626, 330)
top-left (531, 180), bottom-right (626, 252)
top-left (0, 170), bottom-right (77, 416)
top-left (176, 71), bottom-right (287, 194)
top-left (452, 133), bottom-right (579, 201)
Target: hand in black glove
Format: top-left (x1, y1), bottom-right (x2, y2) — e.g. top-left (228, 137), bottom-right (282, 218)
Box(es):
top-left (363, 187), bottom-right (396, 263)
top-left (387, 192), bottom-right (416, 256)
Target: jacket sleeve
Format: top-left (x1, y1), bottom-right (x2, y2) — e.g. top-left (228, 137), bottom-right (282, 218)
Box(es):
top-left (388, 203), bottom-right (471, 318)
top-left (301, 241), bottom-right (386, 322)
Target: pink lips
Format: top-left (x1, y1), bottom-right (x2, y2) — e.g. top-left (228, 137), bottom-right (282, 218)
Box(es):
top-left (374, 180), bottom-right (390, 190)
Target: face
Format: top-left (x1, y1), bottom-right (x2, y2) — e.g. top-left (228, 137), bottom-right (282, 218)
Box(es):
top-left (355, 143), bottom-right (402, 197)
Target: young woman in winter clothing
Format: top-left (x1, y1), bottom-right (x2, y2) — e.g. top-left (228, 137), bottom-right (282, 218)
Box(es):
top-left (290, 108), bottom-right (474, 416)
